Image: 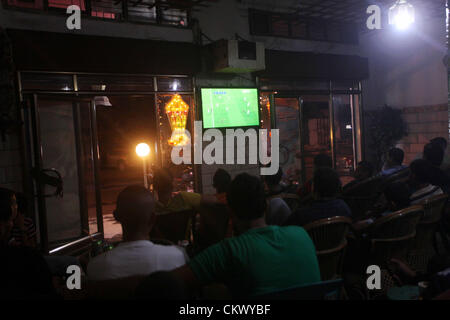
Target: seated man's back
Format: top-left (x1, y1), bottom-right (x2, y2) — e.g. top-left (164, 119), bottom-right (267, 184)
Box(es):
top-left (285, 167), bottom-right (352, 226)
top-left (87, 185), bottom-right (188, 281)
top-left (188, 225), bottom-right (320, 298)
top-left (88, 240), bottom-right (187, 281)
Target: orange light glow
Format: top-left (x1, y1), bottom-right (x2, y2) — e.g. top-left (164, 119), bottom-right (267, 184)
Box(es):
top-left (165, 94), bottom-right (190, 146)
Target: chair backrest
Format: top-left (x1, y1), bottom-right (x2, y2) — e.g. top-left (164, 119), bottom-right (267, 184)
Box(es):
top-left (150, 209), bottom-right (194, 244)
top-left (370, 232), bottom-right (416, 268)
top-left (341, 176), bottom-right (386, 219)
top-left (250, 279), bottom-right (344, 300)
top-left (370, 205), bottom-right (424, 239)
top-left (419, 194), bottom-right (448, 223)
top-left (382, 167), bottom-right (411, 186)
top-left (412, 194), bottom-right (449, 256)
top-left (268, 193), bottom-right (302, 212)
top-left (342, 176), bottom-right (385, 197)
top-left (303, 216), bottom-right (352, 251)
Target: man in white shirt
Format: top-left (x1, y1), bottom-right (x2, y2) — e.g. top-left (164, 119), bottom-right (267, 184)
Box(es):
top-left (87, 186), bottom-right (188, 281)
top-left (409, 159), bottom-right (443, 205)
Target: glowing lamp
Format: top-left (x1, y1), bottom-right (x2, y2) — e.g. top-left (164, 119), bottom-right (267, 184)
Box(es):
top-left (165, 94), bottom-right (190, 146)
top-left (136, 143), bottom-right (150, 157)
top-left (389, 0), bottom-right (415, 30)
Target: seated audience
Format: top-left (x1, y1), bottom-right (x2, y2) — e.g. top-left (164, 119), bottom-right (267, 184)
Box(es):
top-left (409, 159), bottom-right (443, 204)
top-left (285, 167), bottom-right (351, 226)
top-left (153, 168), bottom-right (201, 212)
top-left (423, 142), bottom-right (450, 194)
top-left (172, 173), bottom-right (321, 298)
top-left (344, 161), bottom-right (374, 191)
top-left (297, 153), bottom-right (333, 200)
top-left (353, 181), bottom-right (411, 232)
top-left (87, 186), bottom-right (188, 281)
top-left (380, 147), bottom-right (407, 176)
top-left (0, 188), bottom-right (57, 299)
top-left (263, 168), bottom-right (292, 226)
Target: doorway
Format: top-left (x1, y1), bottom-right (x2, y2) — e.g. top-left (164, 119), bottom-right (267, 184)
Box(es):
top-left (266, 91), bottom-right (361, 186)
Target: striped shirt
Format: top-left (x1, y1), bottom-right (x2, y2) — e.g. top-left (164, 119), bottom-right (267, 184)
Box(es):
top-left (10, 217), bottom-right (37, 245)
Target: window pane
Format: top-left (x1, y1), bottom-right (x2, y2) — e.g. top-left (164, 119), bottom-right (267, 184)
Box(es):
top-left (77, 75), bottom-right (155, 92)
top-left (156, 94), bottom-right (195, 192)
top-left (91, 0), bottom-right (122, 20)
top-left (333, 95), bottom-right (355, 179)
top-left (21, 73), bottom-right (74, 91)
top-left (274, 97), bottom-right (302, 183)
top-left (6, 0), bottom-right (43, 9)
top-left (156, 77), bottom-right (192, 92)
top-left (128, 0), bottom-right (157, 23)
top-left (48, 0), bottom-right (86, 10)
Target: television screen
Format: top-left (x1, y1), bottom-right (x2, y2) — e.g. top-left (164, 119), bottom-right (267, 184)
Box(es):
top-left (201, 88), bottom-right (259, 129)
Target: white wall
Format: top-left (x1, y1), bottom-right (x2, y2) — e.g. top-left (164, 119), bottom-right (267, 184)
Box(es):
top-left (360, 16), bottom-right (448, 110)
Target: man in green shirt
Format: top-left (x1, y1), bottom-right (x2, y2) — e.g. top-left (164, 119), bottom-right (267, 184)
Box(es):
top-left (173, 173), bottom-right (321, 298)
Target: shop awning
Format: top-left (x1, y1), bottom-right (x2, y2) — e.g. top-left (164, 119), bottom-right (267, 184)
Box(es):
top-left (256, 49), bottom-right (369, 81)
top-left (7, 29), bottom-right (201, 75)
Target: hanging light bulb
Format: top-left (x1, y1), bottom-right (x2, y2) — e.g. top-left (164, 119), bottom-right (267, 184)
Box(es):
top-left (389, 0), bottom-right (415, 30)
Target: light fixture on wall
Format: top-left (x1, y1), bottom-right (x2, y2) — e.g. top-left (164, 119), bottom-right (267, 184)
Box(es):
top-left (389, 0), bottom-right (415, 30)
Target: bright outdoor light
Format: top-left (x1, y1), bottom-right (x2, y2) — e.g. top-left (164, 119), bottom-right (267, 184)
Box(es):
top-left (389, 0), bottom-right (415, 30)
top-left (136, 143), bottom-right (150, 157)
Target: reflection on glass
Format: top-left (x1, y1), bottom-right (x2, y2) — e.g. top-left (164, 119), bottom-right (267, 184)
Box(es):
top-left (301, 95), bottom-right (331, 182)
top-left (333, 95), bottom-right (355, 179)
top-left (274, 97), bottom-right (302, 184)
top-left (96, 95), bottom-right (157, 239)
top-left (157, 94), bottom-right (195, 194)
top-left (38, 100), bottom-right (82, 244)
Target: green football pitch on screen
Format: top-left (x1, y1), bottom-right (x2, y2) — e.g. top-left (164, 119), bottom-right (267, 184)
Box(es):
top-left (201, 88), bottom-right (259, 129)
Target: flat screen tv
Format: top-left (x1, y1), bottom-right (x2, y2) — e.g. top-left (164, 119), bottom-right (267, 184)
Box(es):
top-left (201, 88), bottom-right (259, 129)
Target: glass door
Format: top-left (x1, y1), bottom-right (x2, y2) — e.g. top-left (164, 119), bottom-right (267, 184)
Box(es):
top-left (27, 95), bottom-right (103, 253)
top-left (272, 93), bottom-right (361, 185)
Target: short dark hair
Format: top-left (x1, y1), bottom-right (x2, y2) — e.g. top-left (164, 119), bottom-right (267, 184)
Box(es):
top-left (227, 173), bottom-right (266, 221)
top-left (410, 159), bottom-right (433, 184)
top-left (313, 167), bottom-right (341, 198)
top-left (213, 169), bottom-right (231, 194)
top-left (115, 185), bottom-right (154, 223)
top-left (430, 137), bottom-right (447, 150)
top-left (263, 167), bottom-right (283, 187)
top-left (153, 168), bottom-right (173, 194)
top-left (0, 188), bottom-right (15, 222)
top-left (424, 142), bottom-right (444, 167)
top-left (314, 154), bottom-right (333, 168)
top-left (384, 182), bottom-right (411, 210)
top-left (388, 148), bottom-right (404, 166)
top-left (134, 271), bottom-right (188, 300)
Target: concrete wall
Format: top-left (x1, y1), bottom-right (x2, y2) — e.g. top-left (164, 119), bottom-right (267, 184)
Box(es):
top-left (360, 15), bottom-right (448, 165)
top-left (192, 0), bottom-right (361, 55)
top-left (0, 6), bottom-right (193, 42)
